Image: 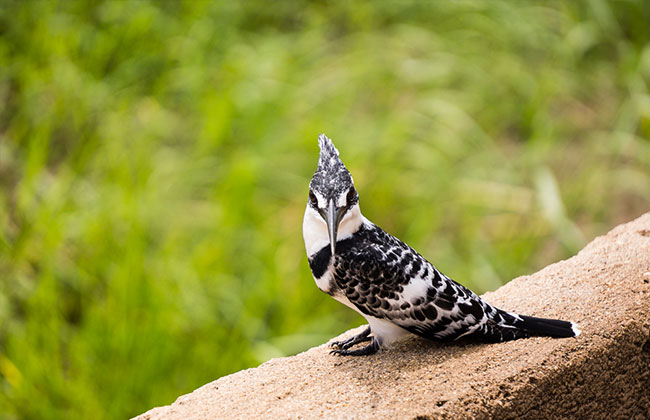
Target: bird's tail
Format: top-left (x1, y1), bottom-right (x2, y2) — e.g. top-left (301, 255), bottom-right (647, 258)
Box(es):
top-left (515, 314), bottom-right (581, 338)
top-left (479, 309), bottom-right (580, 343)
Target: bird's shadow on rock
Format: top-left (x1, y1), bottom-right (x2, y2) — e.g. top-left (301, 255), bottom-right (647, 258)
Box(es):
top-left (328, 333), bottom-right (491, 383)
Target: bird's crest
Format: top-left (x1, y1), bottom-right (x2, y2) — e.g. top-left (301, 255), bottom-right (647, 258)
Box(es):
top-left (311, 134), bottom-right (354, 196)
top-left (318, 134), bottom-right (342, 171)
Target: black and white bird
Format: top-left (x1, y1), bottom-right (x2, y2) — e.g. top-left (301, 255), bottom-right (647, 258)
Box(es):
top-left (303, 134), bottom-right (580, 356)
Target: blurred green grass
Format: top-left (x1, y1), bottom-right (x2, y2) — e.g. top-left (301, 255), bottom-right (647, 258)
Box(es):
top-left (0, 0), bottom-right (649, 418)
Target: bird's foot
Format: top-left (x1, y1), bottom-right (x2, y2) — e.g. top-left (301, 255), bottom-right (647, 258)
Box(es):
top-left (329, 326), bottom-right (371, 350)
top-left (330, 337), bottom-right (380, 356)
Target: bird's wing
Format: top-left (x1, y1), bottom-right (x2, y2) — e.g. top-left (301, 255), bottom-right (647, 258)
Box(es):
top-left (334, 226), bottom-right (492, 341)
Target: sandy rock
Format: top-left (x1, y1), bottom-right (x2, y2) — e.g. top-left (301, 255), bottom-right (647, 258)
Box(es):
top-left (135, 213), bottom-right (650, 420)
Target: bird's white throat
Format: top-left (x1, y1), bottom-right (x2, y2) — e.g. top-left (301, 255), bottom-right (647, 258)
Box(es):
top-left (302, 203), bottom-right (365, 257)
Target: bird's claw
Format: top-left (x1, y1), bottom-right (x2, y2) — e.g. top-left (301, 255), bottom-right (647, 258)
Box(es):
top-left (329, 340), bottom-right (348, 349)
top-left (328, 339), bottom-right (380, 356)
top-left (329, 327), bottom-right (372, 350)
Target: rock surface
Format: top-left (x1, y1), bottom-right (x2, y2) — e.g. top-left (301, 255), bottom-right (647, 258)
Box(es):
top-left (135, 213), bottom-right (650, 420)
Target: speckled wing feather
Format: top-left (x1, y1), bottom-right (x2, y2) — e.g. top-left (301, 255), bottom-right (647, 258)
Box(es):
top-left (332, 223), bottom-right (524, 342)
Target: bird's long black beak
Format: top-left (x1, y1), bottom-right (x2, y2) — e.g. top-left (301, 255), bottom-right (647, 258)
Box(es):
top-left (325, 199), bottom-right (346, 255)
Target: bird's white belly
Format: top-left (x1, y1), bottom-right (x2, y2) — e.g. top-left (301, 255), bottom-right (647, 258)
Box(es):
top-left (366, 316), bottom-right (411, 346)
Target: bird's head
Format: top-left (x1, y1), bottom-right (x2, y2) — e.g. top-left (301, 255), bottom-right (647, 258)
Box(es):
top-left (307, 134), bottom-right (360, 255)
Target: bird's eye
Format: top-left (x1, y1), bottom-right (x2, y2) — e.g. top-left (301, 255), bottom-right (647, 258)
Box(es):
top-left (346, 187), bottom-right (356, 204)
top-left (309, 190), bottom-right (318, 206)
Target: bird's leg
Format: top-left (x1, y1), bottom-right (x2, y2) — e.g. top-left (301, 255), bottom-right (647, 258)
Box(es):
top-left (330, 336), bottom-right (380, 356)
top-left (329, 326), bottom-right (372, 350)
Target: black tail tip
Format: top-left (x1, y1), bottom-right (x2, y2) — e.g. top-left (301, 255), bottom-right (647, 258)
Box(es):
top-left (519, 315), bottom-right (581, 338)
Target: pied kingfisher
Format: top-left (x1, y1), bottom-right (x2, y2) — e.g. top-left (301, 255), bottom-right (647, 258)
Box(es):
top-left (303, 134), bottom-right (580, 356)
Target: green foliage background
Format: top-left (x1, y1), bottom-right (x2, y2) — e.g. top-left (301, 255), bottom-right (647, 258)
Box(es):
top-left (1, 1), bottom-right (649, 418)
